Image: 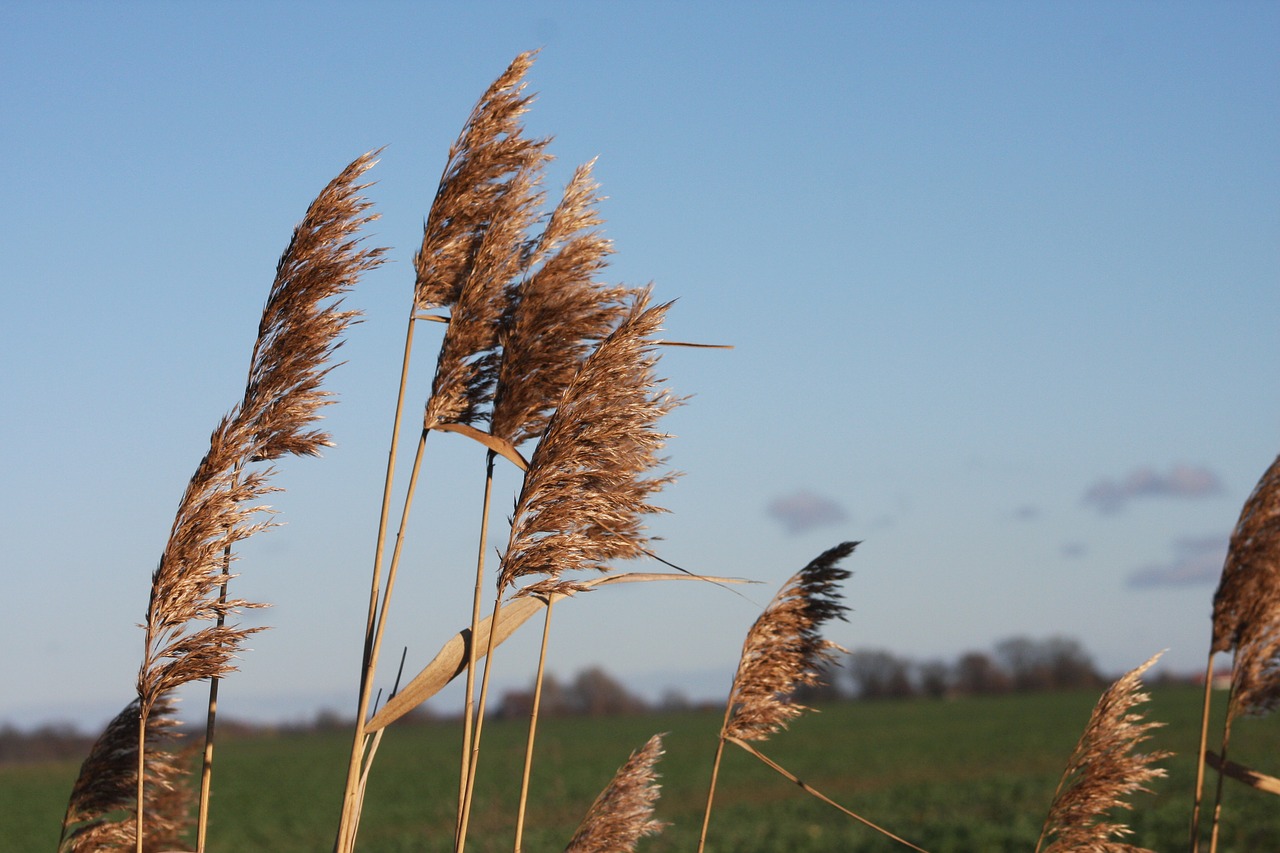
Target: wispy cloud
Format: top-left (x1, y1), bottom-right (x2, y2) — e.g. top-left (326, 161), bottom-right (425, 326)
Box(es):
top-left (1061, 541), bottom-right (1088, 559)
top-left (1082, 464), bottom-right (1222, 514)
top-left (1127, 535), bottom-right (1227, 588)
top-left (766, 490), bottom-right (848, 535)
top-left (1011, 504), bottom-right (1040, 522)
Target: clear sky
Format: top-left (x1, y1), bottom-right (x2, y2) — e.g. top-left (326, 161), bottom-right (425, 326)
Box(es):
top-left (3, 2), bottom-right (1277, 730)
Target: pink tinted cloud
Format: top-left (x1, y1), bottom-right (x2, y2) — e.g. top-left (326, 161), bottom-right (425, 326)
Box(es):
top-left (1083, 464), bottom-right (1222, 514)
top-left (767, 490), bottom-right (849, 535)
top-left (1127, 535), bottom-right (1227, 587)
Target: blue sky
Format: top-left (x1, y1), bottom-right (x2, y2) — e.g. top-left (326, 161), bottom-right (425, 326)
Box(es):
top-left (2, 2), bottom-right (1277, 729)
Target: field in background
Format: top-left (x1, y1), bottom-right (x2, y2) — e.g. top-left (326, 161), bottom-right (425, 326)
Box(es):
top-left (8, 685), bottom-right (1278, 852)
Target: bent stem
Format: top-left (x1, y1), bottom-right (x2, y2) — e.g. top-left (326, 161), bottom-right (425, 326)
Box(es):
top-left (513, 598), bottom-right (555, 852)
top-left (727, 737), bottom-right (930, 853)
top-left (337, 315), bottom-right (419, 852)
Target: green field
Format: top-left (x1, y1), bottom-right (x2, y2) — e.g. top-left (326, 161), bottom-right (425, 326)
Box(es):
top-left (9, 686), bottom-right (1278, 852)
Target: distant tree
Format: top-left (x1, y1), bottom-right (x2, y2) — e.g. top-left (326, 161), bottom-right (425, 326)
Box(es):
top-left (570, 667), bottom-right (647, 716)
top-left (916, 659), bottom-right (951, 699)
top-left (953, 651), bottom-right (1011, 695)
top-left (995, 636), bottom-right (1101, 692)
top-left (846, 649), bottom-right (914, 700)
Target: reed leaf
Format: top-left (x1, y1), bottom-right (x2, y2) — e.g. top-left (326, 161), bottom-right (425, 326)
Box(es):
top-left (366, 572), bottom-right (744, 732)
top-left (565, 734), bottom-right (668, 853)
top-left (1036, 652), bottom-right (1171, 853)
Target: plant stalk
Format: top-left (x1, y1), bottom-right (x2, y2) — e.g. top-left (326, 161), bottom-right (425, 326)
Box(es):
top-left (1189, 650), bottom-right (1217, 853)
top-left (457, 593), bottom-right (505, 852)
top-left (727, 737), bottom-right (930, 853)
top-left (513, 599), bottom-right (555, 852)
top-left (337, 315), bottom-right (417, 852)
top-left (458, 451), bottom-right (497, 828)
top-left (1207, 674), bottom-right (1239, 853)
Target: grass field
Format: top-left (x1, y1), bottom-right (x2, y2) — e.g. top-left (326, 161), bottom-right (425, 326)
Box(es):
top-left (10, 685), bottom-right (1278, 852)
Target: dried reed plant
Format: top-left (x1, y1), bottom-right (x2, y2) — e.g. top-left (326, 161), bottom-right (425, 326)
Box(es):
top-left (1189, 453), bottom-right (1280, 852)
top-left (1035, 652), bottom-right (1170, 853)
top-left (565, 734), bottom-right (668, 853)
top-left (698, 542), bottom-right (926, 853)
top-left (451, 159), bottom-right (632, 842)
top-left (458, 290), bottom-right (680, 851)
top-left (66, 151), bottom-right (386, 853)
top-left (59, 698), bottom-right (191, 853)
top-left (337, 53), bottom-right (549, 852)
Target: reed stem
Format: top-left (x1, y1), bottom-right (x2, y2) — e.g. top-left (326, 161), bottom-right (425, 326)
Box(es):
top-left (135, 711), bottom-right (145, 853)
top-left (1189, 650), bottom-right (1217, 853)
top-left (695, 734), bottom-right (728, 853)
top-left (728, 737), bottom-right (930, 853)
top-left (1207, 676), bottom-right (1238, 853)
top-left (513, 599), bottom-right (554, 852)
top-left (457, 594), bottom-right (505, 852)
top-left (337, 315), bottom-right (418, 852)
top-left (458, 451), bottom-right (497, 829)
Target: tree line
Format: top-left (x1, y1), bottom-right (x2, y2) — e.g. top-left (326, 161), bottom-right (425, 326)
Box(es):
top-left (801, 635), bottom-right (1110, 702)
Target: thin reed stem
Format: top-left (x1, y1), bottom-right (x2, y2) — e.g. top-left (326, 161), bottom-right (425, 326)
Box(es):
top-left (1189, 650), bottom-right (1217, 853)
top-left (457, 593), bottom-right (505, 852)
top-left (458, 451), bottom-right (497, 829)
top-left (696, 733), bottom-right (729, 853)
top-left (728, 737), bottom-right (930, 853)
top-left (135, 713), bottom-right (145, 853)
top-left (1207, 677), bottom-right (1238, 853)
top-left (337, 315), bottom-right (419, 852)
top-left (513, 599), bottom-right (555, 853)
top-left (196, 542), bottom-right (232, 853)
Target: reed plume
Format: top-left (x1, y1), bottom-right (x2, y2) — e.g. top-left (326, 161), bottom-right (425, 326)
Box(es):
top-left (498, 289), bottom-right (681, 596)
top-left (1189, 454), bottom-right (1280, 851)
top-left (422, 155), bottom-right (547, 430)
top-left (698, 543), bottom-right (925, 852)
top-left (122, 152), bottom-right (383, 851)
top-left (1215, 454), bottom-right (1280, 717)
top-left (489, 161), bottom-right (633, 448)
top-left (138, 150), bottom-right (381, 714)
top-left (722, 541), bottom-right (854, 741)
top-left (565, 734), bottom-right (668, 853)
top-left (1036, 652), bottom-right (1170, 853)
top-left (415, 50), bottom-right (546, 313)
top-left (456, 290), bottom-right (679, 851)
top-left (59, 698), bottom-right (192, 853)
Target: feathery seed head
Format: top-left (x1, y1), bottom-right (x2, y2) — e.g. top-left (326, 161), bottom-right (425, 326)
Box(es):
top-left (723, 542), bottom-right (856, 742)
top-left (1037, 652), bottom-right (1171, 853)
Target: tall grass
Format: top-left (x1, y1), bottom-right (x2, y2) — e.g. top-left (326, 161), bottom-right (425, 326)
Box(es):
top-left (55, 51), bottom-right (1274, 853)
